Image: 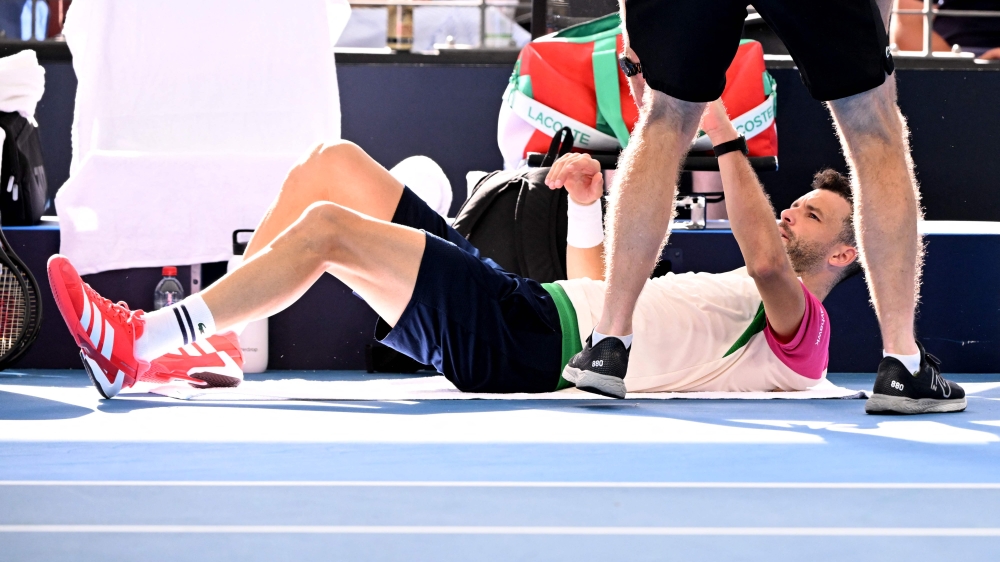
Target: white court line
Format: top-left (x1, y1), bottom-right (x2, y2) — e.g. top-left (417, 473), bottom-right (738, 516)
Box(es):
top-left (1, 525), bottom-right (999, 536)
top-left (3, 481), bottom-right (1000, 489)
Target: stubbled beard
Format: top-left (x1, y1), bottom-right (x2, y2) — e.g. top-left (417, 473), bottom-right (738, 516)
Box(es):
top-left (784, 233), bottom-right (827, 274)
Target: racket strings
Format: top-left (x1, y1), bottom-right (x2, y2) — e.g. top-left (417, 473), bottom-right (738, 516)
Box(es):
top-left (0, 264), bottom-right (26, 355)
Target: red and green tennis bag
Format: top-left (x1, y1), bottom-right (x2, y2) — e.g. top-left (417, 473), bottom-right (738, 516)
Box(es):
top-left (498, 13), bottom-right (778, 168)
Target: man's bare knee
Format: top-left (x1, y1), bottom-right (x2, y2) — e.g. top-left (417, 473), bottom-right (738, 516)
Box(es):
top-left (284, 141), bottom-right (365, 201)
top-left (315, 140), bottom-right (364, 166)
top-left (638, 91), bottom-right (705, 133)
top-left (299, 140), bottom-right (365, 177)
top-left (828, 81), bottom-right (904, 146)
top-left (292, 202), bottom-right (357, 261)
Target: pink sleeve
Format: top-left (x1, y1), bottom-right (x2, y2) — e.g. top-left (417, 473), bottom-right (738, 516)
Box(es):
top-left (763, 283), bottom-right (829, 380)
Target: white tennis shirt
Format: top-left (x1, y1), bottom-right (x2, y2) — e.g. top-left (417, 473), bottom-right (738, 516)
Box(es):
top-left (555, 267), bottom-right (830, 393)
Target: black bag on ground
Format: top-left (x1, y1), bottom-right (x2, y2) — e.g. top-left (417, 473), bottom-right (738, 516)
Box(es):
top-left (366, 128), bottom-right (599, 374)
top-left (452, 127), bottom-right (584, 284)
top-left (0, 112), bottom-right (49, 226)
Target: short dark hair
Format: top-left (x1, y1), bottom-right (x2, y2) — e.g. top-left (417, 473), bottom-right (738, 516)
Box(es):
top-left (811, 169), bottom-right (862, 282)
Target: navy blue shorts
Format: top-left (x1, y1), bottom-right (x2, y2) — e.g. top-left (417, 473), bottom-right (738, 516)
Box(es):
top-left (377, 187), bottom-right (564, 393)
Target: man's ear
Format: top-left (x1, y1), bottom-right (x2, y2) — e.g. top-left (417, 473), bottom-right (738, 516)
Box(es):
top-left (829, 245), bottom-right (858, 268)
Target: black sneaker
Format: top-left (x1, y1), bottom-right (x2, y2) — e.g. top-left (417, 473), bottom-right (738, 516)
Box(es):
top-left (865, 342), bottom-right (967, 414)
top-left (563, 335), bottom-right (630, 398)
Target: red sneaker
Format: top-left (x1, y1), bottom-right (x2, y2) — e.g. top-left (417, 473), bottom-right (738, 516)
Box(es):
top-left (47, 255), bottom-right (148, 398)
top-left (144, 331), bottom-right (244, 388)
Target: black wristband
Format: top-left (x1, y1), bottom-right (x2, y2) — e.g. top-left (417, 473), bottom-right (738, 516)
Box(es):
top-left (618, 54), bottom-right (642, 77)
top-left (712, 135), bottom-right (749, 158)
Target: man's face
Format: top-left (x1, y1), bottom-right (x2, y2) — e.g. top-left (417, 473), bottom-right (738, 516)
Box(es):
top-left (777, 189), bottom-right (853, 274)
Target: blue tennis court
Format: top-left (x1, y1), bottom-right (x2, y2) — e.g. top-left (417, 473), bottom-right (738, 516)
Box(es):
top-left (2, 370), bottom-right (999, 561)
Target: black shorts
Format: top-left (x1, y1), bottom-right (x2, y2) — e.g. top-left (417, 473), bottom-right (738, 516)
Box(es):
top-left (625, 0), bottom-right (896, 102)
top-left (376, 187), bottom-right (564, 393)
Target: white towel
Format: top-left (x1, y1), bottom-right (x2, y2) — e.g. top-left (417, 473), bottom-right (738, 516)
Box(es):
top-left (150, 375), bottom-right (868, 401)
top-left (54, 0), bottom-right (352, 275)
top-left (0, 50), bottom-right (45, 126)
top-left (389, 156), bottom-right (452, 217)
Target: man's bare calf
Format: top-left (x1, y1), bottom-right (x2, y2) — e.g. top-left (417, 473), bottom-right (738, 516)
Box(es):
top-left (828, 74), bottom-right (921, 357)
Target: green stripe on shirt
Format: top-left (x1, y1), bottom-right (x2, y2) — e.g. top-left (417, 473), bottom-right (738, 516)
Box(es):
top-left (723, 302), bottom-right (766, 357)
top-left (541, 282), bottom-right (583, 391)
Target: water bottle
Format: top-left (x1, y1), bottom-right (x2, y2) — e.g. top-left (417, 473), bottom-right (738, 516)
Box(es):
top-left (20, 0), bottom-right (49, 41)
top-left (228, 230), bottom-right (268, 373)
top-left (153, 266), bottom-right (184, 310)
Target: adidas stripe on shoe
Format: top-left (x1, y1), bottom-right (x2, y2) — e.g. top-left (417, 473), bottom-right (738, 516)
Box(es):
top-left (47, 255), bottom-right (148, 399)
top-left (144, 331), bottom-right (244, 388)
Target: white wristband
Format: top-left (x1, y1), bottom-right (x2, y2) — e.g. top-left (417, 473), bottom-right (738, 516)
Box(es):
top-left (566, 198), bottom-right (604, 248)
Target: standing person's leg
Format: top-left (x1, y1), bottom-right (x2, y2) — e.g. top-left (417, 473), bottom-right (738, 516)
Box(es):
top-left (829, 81), bottom-right (965, 413)
top-left (561, 95), bottom-right (703, 399)
top-left (751, 0), bottom-right (964, 412)
top-left (597, 93), bottom-right (704, 338)
top-left (827, 74), bottom-right (920, 358)
top-left (825, 0), bottom-right (919, 359)
top-left (563, 0), bottom-right (747, 397)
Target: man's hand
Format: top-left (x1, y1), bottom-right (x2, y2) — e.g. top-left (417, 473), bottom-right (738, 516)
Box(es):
top-left (979, 47), bottom-right (1000, 60)
top-left (545, 153), bottom-right (604, 205)
top-left (699, 99), bottom-right (739, 146)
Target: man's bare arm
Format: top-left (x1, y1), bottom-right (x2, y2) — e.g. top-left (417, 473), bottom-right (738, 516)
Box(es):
top-left (891, 0), bottom-right (952, 52)
top-left (546, 153), bottom-right (606, 281)
top-left (567, 245), bottom-right (605, 281)
top-left (701, 101), bottom-right (804, 338)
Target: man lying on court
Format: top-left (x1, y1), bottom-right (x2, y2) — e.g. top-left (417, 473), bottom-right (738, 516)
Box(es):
top-left (46, 100), bottom-right (964, 411)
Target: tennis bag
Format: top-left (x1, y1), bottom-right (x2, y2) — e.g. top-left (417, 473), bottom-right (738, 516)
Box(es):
top-left (368, 130), bottom-right (586, 374)
top-left (498, 13), bottom-right (778, 168)
top-left (453, 127), bottom-right (600, 283)
top-left (0, 111), bottom-right (49, 226)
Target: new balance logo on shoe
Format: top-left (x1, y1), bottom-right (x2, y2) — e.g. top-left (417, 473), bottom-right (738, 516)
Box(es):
top-left (866, 342), bottom-right (966, 414)
top-left (931, 374), bottom-right (952, 398)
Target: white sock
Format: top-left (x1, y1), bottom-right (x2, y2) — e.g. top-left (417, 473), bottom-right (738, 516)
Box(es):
top-left (592, 329), bottom-right (633, 349)
top-left (884, 350), bottom-right (921, 375)
top-left (135, 294), bottom-right (218, 361)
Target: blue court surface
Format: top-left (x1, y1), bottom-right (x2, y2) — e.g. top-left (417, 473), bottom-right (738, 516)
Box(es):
top-left (2, 370), bottom-right (1000, 562)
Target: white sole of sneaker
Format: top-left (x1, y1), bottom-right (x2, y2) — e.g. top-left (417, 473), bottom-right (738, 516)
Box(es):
top-left (80, 350), bottom-right (122, 399)
top-left (561, 366), bottom-right (580, 385)
top-left (865, 394), bottom-right (967, 414)
top-left (569, 368), bottom-right (627, 399)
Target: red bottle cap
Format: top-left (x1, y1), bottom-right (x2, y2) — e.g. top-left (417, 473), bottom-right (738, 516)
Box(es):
top-left (162, 266), bottom-right (178, 276)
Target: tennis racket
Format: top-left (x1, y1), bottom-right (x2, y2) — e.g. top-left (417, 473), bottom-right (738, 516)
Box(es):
top-left (0, 221), bottom-right (40, 368)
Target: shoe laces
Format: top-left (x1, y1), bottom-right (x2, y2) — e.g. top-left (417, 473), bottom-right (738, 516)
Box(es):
top-left (924, 352), bottom-right (952, 398)
top-left (84, 284), bottom-right (133, 325)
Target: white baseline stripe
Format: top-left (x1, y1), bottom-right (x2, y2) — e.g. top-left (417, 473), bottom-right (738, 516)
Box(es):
top-left (1, 525), bottom-right (999, 536)
top-left (2, 481), bottom-right (1000, 489)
